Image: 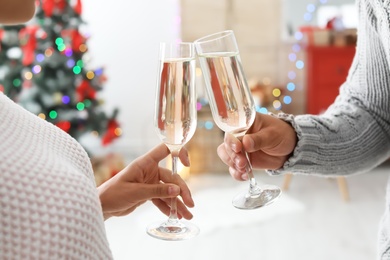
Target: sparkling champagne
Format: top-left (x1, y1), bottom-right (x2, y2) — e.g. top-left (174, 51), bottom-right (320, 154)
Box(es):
top-left (155, 58), bottom-right (197, 152)
top-left (195, 31), bottom-right (281, 210)
top-left (198, 52), bottom-right (255, 136)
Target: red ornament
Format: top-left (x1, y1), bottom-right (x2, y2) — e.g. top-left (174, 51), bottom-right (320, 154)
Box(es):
top-left (19, 26), bottom-right (39, 66)
top-left (74, 0), bottom-right (82, 15)
top-left (56, 121), bottom-right (71, 133)
top-left (98, 73), bottom-right (108, 84)
top-left (41, 0), bottom-right (67, 16)
top-left (61, 29), bottom-right (86, 52)
top-left (71, 30), bottom-right (85, 52)
top-left (101, 119), bottom-right (120, 146)
top-left (76, 79), bottom-right (96, 101)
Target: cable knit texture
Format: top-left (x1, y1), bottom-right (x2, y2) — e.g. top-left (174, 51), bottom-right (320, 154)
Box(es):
top-left (267, 0), bottom-right (390, 258)
top-left (0, 93), bottom-right (113, 259)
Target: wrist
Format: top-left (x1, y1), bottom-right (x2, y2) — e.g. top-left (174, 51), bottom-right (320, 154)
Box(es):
top-left (97, 183), bottom-right (111, 221)
top-left (103, 213), bottom-right (112, 221)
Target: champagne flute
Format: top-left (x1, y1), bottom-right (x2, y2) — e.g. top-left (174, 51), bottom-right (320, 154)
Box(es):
top-left (194, 30), bottom-right (282, 210)
top-left (146, 42), bottom-right (199, 240)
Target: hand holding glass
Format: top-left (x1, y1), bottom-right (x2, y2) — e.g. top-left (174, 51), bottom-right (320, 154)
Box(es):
top-left (146, 42), bottom-right (199, 240)
top-left (194, 30), bottom-right (281, 209)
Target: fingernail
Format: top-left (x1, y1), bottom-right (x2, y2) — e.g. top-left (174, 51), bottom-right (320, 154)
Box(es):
top-left (247, 137), bottom-right (255, 150)
top-left (168, 185), bottom-right (180, 195)
top-left (226, 133), bottom-right (238, 152)
top-left (231, 143), bottom-right (238, 152)
top-left (234, 157), bottom-right (240, 166)
top-left (241, 173), bottom-right (248, 181)
top-left (184, 157), bottom-right (190, 166)
top-left (183, 150), bottom-right (190, 166)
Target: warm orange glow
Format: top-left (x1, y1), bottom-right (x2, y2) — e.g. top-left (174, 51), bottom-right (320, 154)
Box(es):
top-left (38, 113), bottom-right (46, 120)
top-left (79, 44), bottom-right (88, 52)
top-left (24, 72), bottom-right (33, 80)
top-left (45, 48), bottom-right (53, 57)
top-left (166, 156), bottom-right (190, 180)
top-left (86, 71), bottom-right (95, 79)
top-left (114, 128), bottom-right (122, 136)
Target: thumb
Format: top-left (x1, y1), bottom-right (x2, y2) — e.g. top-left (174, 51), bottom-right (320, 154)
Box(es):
top-left (243, 125), bottom-right (289, 155)
top-left (135, 183), bottom-right (180, 201)
top-left (242, 112), bottom-right (279, 153)
top-left (244, 113), bottom-right (297, 155)
top-left (146, 143), bottom-right (171, 163)
top-left (242, 131), bottom-right (270, 153)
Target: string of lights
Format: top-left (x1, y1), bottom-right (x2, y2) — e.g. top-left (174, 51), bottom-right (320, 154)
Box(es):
top-left (272, 0), bottom-right (328, 114)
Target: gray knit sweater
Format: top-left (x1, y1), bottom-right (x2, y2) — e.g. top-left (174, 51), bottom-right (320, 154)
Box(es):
top-left (270, 0), bottom-right (390, 258)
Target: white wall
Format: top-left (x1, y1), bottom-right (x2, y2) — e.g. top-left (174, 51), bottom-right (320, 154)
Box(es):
top-left (82, 0), bottom-right (180, 158)
top-left (282, 0), bottom-right (356, 34)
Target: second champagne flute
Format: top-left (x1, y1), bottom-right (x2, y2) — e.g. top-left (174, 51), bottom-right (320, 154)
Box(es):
top-left (194, 30), bottom-right (282, 210)
top-left (146, 42), bottom-right (199, 241)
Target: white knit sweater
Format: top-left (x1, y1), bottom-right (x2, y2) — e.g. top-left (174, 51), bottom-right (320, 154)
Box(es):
top-left (0, 93), bottom-right (113, 259)
top-left (269, 0), bottom-right (390, 258)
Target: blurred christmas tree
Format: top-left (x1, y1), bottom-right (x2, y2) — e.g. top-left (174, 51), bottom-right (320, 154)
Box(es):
top-left (0, 0), bottom-right (121, 155)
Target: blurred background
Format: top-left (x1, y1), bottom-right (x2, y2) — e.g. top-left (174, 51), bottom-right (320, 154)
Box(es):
top-left (1, 0), bottom-right (386, 259)
top-left (0, 0), bottom-right (359, 169)
top-left (82, 0), bottom-right (359, 171)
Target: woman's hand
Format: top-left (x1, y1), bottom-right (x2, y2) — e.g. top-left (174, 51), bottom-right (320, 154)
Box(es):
top-left (98, 144), bottom-right (194, 220)
top-left (0, 0), bottom-right (36, 24)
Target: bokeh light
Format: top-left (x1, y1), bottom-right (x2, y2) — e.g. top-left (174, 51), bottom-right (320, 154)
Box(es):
top-left (272, 88), bottom-right (281, 97)
top-left (273, 100), bottom-right (282, 110)
top-left (287, 82), bottom-right (296, 91)
top-left (284, 96), bottom-right (292, 104)
top-left (49, 110), bottom-right (58, 119)
top-left (296, 60), bottom-right (305, 69)
top-left (32, 65), bottom-right (42, 74)
top-left (205, 121), bottom-right (214, 130)
top-left (62, 95), bottom-right (70, 104)
top-left (76, 102), bottom-right (85, 110)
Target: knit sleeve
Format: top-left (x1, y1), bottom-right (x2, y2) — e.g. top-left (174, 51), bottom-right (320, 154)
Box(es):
top-left (268, 0), bottom-right (390, 176)
top-left (377, 0), bottom-right (390, 66)
top-left (0, 93), bottom-right (113, 259)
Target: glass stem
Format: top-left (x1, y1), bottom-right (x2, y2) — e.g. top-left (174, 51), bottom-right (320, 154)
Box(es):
top-left (242, 148), bottom-right (262, 196)
top-left (237, 136), bottom-right (258, 190)
top-left (168, 153), bottom-right (179, 223)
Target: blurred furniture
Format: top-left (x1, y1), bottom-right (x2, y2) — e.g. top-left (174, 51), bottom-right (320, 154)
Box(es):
top-left (306, 45), bottom-right (356, 115)
top-left (186, 105), bottom-right (227, 174)
top-left (92, 153), bottom-right (125, 186)
top-left (282, 45), bottom-right (356, 202)
top-left (282, 173), bottom-right (349, 201)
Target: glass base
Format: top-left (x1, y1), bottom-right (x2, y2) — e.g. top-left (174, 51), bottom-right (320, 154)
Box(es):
top-left (146, 219), bottom-right (200, 241)
top-left (232, 184), bottom-right (282, 210)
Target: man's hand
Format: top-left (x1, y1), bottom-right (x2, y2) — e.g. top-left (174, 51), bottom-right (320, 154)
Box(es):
top-left (217, 113), bottom-right (297, 180)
